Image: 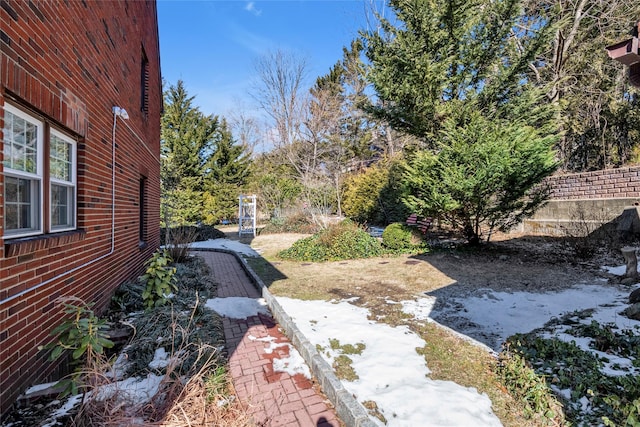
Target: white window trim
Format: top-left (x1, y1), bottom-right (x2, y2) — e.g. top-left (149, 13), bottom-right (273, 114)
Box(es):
top-left (49, 128), bottom-right (77, 232)
top-left (3, 103), bottom-right (78, 239)
top-left (3, 104), bottom-right (44, 238)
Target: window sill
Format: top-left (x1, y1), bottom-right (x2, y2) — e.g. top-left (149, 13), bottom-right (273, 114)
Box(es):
top-left (4, 229), bottom-right (86, 258)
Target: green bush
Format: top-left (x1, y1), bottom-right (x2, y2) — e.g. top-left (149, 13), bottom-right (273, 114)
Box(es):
top-left (259, 212), bottom-right (319, 235)
top-left (161, 225), bottom-right (225, 244)
top-left (140, 249), bottom-right (177, 309)
top-left (342, 159), bottom-right (409, 225)
top-left (38, 298), bottom-right (114, 397)
top-left (279, 220), bottom-right (383, 262)
top-left (382, 223), bottom-right (424, 251)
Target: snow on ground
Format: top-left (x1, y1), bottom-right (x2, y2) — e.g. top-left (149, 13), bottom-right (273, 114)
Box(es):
top-left (248, 335), bottom-right (312, 379)
top-left (277, 297), bottom-right (502, 427)
top-left (196, 239), bottom-right (640, 426)
top-left (23, 239), bottom-right (638, 427)
top-left (426, 282), bottom-right (640, 351)
top-left (41, 394), bottom-right (83, 427)
top-left (189, 238), bottom-right (261, 257)
top-left (27, 366), bottom-right (167, 427)
top-left (93, 373), bottom-right (164, 405)
top-left (205, 296), bottom-right (269, 319)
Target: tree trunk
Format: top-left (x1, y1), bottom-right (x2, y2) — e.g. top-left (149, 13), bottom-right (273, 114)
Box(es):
top-left (622, 247), bottom-right (639, 280)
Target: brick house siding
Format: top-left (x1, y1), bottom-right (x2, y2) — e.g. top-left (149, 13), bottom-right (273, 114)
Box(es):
top-left (0, 0), bottom-right (161, 416)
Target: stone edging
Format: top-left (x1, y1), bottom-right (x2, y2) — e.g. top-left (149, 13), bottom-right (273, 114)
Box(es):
top-left (198, 248), bottom-right (376, 427)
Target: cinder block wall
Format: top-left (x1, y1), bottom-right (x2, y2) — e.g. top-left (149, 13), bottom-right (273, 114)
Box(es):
top-left (521, 166), bottom-right (640, 235)
top-left (0, 1), bottom-right (161, 415)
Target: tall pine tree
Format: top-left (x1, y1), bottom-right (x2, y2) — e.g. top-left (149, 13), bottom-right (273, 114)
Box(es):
top-left (161, 81), bottom-right (252, 226)
top-left (361, 0), bottom-right (554, 143)
top-left (203, 119), bottom-right (252, 223)
top-left (161, 80), bottom-right (218, 193)
top-left (361, 0), bottom-right (559, 243)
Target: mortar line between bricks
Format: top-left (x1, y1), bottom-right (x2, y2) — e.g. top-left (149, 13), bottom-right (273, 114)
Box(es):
top-left (192, 249), bottom-right (348, 427)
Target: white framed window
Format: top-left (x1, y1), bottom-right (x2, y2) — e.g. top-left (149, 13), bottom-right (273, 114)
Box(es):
top-left (2, 103), bottom-right (77, 238)
top-left (3, 104), bottom-right (44, 238)
top-left (49, 130), bottom-right (76, 231)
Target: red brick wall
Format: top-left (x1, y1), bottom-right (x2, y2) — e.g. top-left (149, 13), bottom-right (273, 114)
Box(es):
top-left (0, 0), bottom-right (161, 415)
top-left (546, 166), bottom-right (640, 200)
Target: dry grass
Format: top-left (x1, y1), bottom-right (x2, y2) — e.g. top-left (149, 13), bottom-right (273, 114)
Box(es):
top-left (244, 232), bottom-right (565, 427)
top-left (156, 365), bottom-right (251, 426)
top-left (247, 232), bottom-right (455, 301)
top-left (70, 353), bottom-right (251, 427)
top-left (62, 262), bottom-right (251, 427)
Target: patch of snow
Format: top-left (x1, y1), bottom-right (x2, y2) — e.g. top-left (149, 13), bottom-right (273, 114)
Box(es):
top-left (248, 335), bottom-right (311, 379)
top-left (189, 239), bottom-right (260, 257)
top-left (247, 330), bottom-right (312, 379)
top-left (205, 296), bottom-right (269, 319)
top-left (273, 346), bottom-right (312, 379)
top-left (401, 297), bottom-right (436, 320)
top-left (41, 393), bottom-right (83, 427)
top-left (602, 264), bottom-right (639, 276)
top-left (107, 347), bottom-right (131, 379)
top-left (249, 334), bottom-right (283, 354)
top-left (94, 373), bottom-right (164, 406)
top-left (431, 283), bottom-right (635, 351)
top-left (148, 347), bottom-right (170, 370)
top-left (276, 297), bottom-right (502, 427)
top-left (23, 381), bottom-right (60, 395)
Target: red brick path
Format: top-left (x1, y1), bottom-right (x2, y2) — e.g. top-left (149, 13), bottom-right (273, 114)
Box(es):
top-left (194, 251), bottom-right (342, 427)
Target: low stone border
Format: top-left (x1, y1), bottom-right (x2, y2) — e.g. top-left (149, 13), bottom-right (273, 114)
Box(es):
top-left (203, 248), bottom-right (376, 427)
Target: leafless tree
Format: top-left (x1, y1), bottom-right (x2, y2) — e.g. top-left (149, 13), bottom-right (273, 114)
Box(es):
top-left (251, 49), bottom-right (308, 149)
top-left (524, 0), bottom-right (640, 170)
top-left (226, 105), bottom-right (261, 155)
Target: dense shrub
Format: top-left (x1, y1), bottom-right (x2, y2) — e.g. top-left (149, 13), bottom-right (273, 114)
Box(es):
top-left (342, 159), bottom-right (409, 226)
top-left (279, 220), bottom-right (383, 262)
top-left (160, 225), bottom-right (225, 244)
top-left (259, 212), bottom-right (320, 235)
top-left (382, 223), bottom-right (425, 251)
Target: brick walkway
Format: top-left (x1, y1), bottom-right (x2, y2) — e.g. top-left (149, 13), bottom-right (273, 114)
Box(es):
top-left (194, 251), bottom-right (342, 427)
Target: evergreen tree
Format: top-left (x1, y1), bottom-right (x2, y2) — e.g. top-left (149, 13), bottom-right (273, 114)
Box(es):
top-left (403, 112), bottom-right (558, 243)
top-left (161, 80), bottom-right (218, 193)
top-left (361, 0), bottom-right (553, 144)
top-left (360, 0), bottom-right (559, 243)
top-left (203, 119), bottom-right (252, 223)
top-left (161, 81), bottom-right (253, 226)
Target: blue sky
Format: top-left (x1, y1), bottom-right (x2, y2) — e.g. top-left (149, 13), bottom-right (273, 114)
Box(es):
top-left (157, 1), bottom-right (383, 117)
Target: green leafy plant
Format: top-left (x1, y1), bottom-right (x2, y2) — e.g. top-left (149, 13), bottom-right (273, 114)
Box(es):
top-left (278, 220), bottom-right (383, 262)
top-left (602, 396), bottom-right (640, 427)
top-left (38, 298), bottom-right (114, 396)
top-left (141, 249), bottom-right (177, 309)
top-left (382, 222), bottom-right (425, 252)
top-left (505, 327), bottom-right (640, 426)
top-left (497, 344), bottom-right (561, 423)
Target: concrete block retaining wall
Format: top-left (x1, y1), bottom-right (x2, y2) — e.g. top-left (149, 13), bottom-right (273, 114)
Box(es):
top-left (521, 166), bottom-right (640, 236)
